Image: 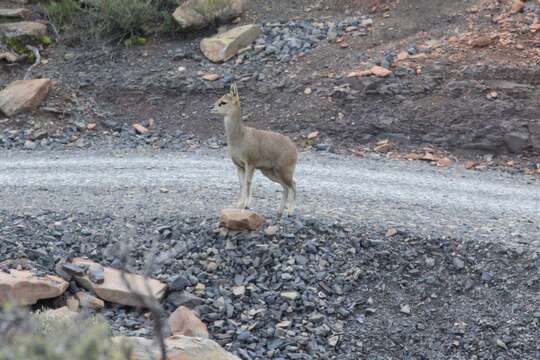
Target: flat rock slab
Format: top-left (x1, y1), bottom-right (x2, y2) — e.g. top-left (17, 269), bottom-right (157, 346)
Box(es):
top-left (0, 270), bottom-right (68, 305)
top-left (173, 0), bottom-right (245, 30)
top-left (72, 258), bottom-right (167, 307)
top-left (219, 208), bottom-right (266, 231)
top-left (0, 8), bottom-right (31, 19)
top-left (0, 79), bottom-right (52, 117)
top-left (201, 24), bottom-right (261, 63)
top-left (113, 335), bottom-right (241, 360)
top-left (0, 21), bottom-right (47, 41)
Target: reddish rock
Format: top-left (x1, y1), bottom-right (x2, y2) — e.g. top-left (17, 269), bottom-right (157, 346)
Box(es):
top-left (346, 69), bottom-right (372, 77)
top-left (374, 139), bottom-right (392, 153)
top-left (202, 73), bottom-right (220, 81)
top-left (0, 79), bottom-right (52, 117)
top-left (0, 270), bottom-right (68, 305)
top-left (132, 123), bottom-right (149, 134)
top-left (113, 335), bottom-right (241, 360)
top-left (396, 51), bottom-right (409, 61)
top-left (169, 306), bottom-right (209, 338)
top-left (370, 65), bottom-right (392, 77)
top-left (76, 291), bottom-right (105, 310)
top-left (219, 208), bottom-right (265, 231)
top-left (469, 35), bottom-right (498, 48)
top-left (510, 0), bottom-right (525, 14)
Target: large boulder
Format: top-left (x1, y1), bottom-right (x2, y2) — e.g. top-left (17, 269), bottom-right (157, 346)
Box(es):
top-left (172, 0), bottom-right (246, 30)
top-left (0, 21), bottom-right (47, 42)
top-left (71, 258), bottom-right (167, 307)
top-left (169, 306), bottom-right (209, 338)
top-left (0, 79), bottom-right (52, 117)
top-left (200, 24), bottom-right (261, 63)
top-left (113, 335), bottom-right (241, 360)
top-left (0, 270), bottom-right (68, 306)
top-left (219, 208), bottom-right (265, 231)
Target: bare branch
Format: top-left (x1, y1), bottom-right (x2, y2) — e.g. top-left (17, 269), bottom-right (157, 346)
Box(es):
top-left (117, 227), bottom-right (168, 360)
top-left (45, 20), bottom-right (61, 43)
top-left (23, 46), bottom-right (41, 80)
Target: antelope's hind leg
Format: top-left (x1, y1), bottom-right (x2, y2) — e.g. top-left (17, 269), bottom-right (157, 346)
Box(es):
top-left (262, 169), bottom-right (288, 218)
top-left (287, 179), bottom-right (297, 216)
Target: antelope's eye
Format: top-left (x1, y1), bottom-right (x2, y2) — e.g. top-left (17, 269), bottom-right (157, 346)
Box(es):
top-left (219, 101), bottom-right (227, 106)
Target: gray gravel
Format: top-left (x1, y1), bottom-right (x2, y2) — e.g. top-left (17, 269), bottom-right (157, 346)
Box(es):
top-left (0, 149), bottom-right (538, 248)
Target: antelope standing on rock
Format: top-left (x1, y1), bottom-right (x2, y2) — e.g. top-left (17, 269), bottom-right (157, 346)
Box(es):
top-left (211, 83), bottom-right (298, 217)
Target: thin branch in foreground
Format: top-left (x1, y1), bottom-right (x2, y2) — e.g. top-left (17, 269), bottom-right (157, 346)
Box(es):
top-left (117, 228), bottom-right (167, 360)
top-left (23, 46), bottom-right (41, 80)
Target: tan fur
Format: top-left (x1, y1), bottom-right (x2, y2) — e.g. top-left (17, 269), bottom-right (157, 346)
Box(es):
top-left (211, 83), bottom-right (298, 217)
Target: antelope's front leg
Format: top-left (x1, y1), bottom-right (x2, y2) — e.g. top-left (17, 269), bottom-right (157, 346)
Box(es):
top-left (235, 165), bottom-right (245, 208)
top-left (243, 165), bottom-right (255, 209)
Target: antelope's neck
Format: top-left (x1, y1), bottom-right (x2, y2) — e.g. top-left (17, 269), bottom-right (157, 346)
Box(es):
top-left (224, 107), bottom-right (244, 144)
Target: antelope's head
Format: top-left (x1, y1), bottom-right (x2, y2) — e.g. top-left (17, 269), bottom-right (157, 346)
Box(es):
top-left (211, 83), bottom-right (240, 116)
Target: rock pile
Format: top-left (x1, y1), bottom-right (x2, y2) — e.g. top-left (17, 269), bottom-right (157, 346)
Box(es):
top-left (1, 212), bottom-right (539, 358)
top-left (236, 17), bottom-right (373, 63)
top-left (0, 255), bottom-right (239, 358)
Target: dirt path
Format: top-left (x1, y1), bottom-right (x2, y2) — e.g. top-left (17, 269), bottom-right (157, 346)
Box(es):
top-left (1, 149), bottom-right (538, 248)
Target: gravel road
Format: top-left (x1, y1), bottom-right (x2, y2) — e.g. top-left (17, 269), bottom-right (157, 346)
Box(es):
top-left (0, 149), bottom-right (538, 248)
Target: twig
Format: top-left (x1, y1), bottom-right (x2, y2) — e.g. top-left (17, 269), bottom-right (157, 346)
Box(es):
top-left (23, 46), bottom-right (41, 80)
top-left (117, 229), bottom-right (167, 360)
top-left (46, 21), bottom-right (61, 44)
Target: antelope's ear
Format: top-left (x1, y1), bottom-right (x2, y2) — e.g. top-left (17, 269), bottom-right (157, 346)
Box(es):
top-left (230, 82), bottom-right (239, 99)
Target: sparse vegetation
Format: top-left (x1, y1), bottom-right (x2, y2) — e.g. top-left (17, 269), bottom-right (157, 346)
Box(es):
top-left (5, 38), bottom-right (36, 62)
top-left (93, 0), bottom-right (159, 38)
top-left (0, 305), bottom-right (131, 360)
top-left (43, 0), bottom-right (179, 43)
top-left (45, 0), bottom-right (81, 27)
